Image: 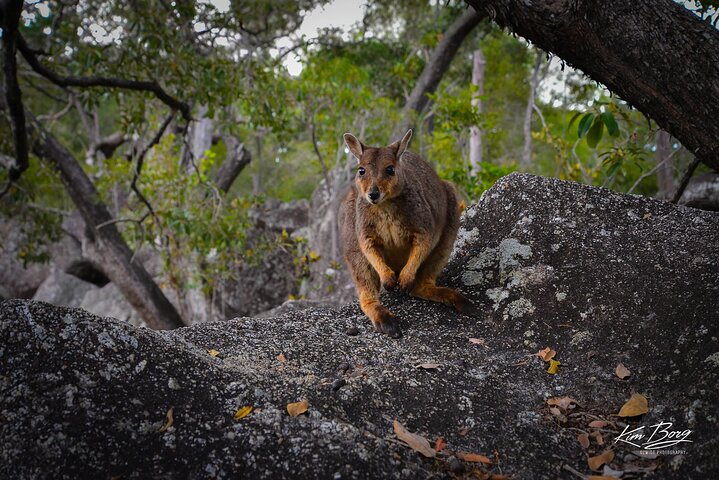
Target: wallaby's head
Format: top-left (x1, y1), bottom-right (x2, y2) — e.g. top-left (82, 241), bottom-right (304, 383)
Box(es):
top-left (343, 129), bottom-right (413, 205)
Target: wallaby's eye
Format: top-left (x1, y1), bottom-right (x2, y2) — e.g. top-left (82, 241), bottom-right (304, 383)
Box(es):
top-left (357, 167), bottom-right (366, 176)
top-left (385, 166), bottom-right (395, 176)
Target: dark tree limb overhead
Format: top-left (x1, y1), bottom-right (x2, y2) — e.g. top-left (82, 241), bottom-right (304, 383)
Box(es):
top-left (1, 0), bottom-right (28, 190)
top-left (465, 0), bottom-right (719, 171)
top-left (16, 33), bottom-right (191, 121)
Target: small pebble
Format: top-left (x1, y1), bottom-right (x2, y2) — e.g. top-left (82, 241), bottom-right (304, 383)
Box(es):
top-left (447, 456), bottom-right (464, 474)
top-left (345, 326), bottom-right (360, 336)
top-left (331, 378), bottom-right (346, 391)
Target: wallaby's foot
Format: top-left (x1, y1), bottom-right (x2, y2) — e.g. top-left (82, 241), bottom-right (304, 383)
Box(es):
top-left (412, 282), bottom-right (476, 314)
top-left (380, 271), bottom-right (398, 291)
top-left (398, 270), bottom-right (416, 293)
top-left (452, 291), bottom-right (479, 316)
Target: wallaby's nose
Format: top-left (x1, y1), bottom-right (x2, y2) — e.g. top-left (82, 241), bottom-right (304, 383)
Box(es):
top-left (368, 187), bottom-right (380, 203)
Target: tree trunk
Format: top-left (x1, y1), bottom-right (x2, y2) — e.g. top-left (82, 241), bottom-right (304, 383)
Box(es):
top-left (465, 0), bottom-right (719, 171)
top-left (180, 104), bottom-right (214, 172)
top-left (469, 48), bottom-right (485, 175)
top-left (522, 51), bottom-right (543, 167)
top-left (397, 9), bottom-right (484, 136)
top-left (213, 136), bottom-right (251, 193)
top-left (655, 130), bottom-right (674, 199)
top-left (29, 123), bottom-right (185, 330)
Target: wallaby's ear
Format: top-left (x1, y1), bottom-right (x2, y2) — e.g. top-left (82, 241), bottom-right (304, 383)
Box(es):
top-left (396, 129), bottom-right (413, 160)
top-left (343, 133), bottom-right (364, 161)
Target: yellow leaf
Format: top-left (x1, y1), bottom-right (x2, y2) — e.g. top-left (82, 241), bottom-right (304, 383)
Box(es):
top-left (617, 393), bottom-right (649, 417)
top-left (207, 349), bottom-right (220, 357)
top-left (538, 347), bottom-right (556, 362)
top-left (158, 407), bottom-right (174, 433)
top-left (287, 400), bottom-right (309, 417)
top-left (547, 359), bottom-right (561, 374)
top-left (615, 362), bottom-right (631, 379)
top-left (393, 420), bottom-right (436, 458)
top-left (588, 450), bottom-right (615, 471)
top-left (456, 452), bottom-right (493, 464)
top-left (234, 405), bottom-right (253, 420)
top-left (308, 251), bottom-right (320, 261)
top-left (281, 229), bottom-right (289, 239)
top-left (288, 294), bottom-right (297, 301)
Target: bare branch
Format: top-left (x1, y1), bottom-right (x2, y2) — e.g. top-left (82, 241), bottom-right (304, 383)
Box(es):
top-left (131, 112), bottom-right (176, 219)
top-left (16, 33), bottom-right (191, 121)
top-left (672, 157), bottom-right (701, 203)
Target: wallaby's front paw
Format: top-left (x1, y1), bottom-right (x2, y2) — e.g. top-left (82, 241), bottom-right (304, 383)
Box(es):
top-left (398, 271), bottom-right (416, 292)
top-left (381, 272), bottom-right (398, 291)
top-left (374, 313), bottom-right (402, 338)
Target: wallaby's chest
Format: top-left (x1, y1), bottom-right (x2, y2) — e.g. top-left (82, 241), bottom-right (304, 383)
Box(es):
top-left (367, 206), bottom-right (412, 270)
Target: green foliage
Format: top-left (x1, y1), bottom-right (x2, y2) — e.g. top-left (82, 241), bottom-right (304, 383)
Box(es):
top-left (442, 162), bottom-right (517, 200)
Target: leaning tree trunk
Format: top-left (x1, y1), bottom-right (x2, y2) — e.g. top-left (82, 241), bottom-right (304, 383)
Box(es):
top-left (465, 0), bottom-right (719, 172)
top-left (30, 125), bottom-right (185, 330)
top-left (468, 48), bottom-right (485, 175)
top-left (522, 51), bottom-right (543, 167)
top-left (396, 9), bottom-right (484, 136)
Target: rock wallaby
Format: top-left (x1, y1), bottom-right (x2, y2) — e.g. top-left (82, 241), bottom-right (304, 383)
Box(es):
top-left (339, 129), bottom-right (472, 337)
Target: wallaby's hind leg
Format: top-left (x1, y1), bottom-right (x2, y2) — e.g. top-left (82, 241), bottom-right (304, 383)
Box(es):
top-left (411, 187), bottom-right (473, 313)
top-left (347, 254), bottom-right (402, 338)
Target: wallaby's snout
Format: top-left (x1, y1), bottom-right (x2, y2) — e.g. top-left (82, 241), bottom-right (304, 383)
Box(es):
top-left (368, 186), bottom-right (381, 204)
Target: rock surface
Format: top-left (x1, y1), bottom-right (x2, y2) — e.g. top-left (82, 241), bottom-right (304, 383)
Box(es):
top-left (1, 174), bottom-right (718, 479)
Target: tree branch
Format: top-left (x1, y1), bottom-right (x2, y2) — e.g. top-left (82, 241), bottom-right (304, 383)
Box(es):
top-left (131, 112), bottom-right (176, 219)
top-left (16, 33), bottom-right (191, 121)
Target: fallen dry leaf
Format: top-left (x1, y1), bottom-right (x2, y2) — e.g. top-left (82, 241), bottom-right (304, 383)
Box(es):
top-left (234, 405), bottom-right (253, 420)
top-left (456, 452), bottom-right (493, 464)
top-left (588, 476), bottom-right (621, 480)
top-left (158, 407), bottom-right (174, 433)
top-left (590, 430), bottom-right (605, 445)
top-left (434, 436), bottom-right (446, 453)
top-left (276, 353), bottom-right (287, 362)
top-left (538, 347), bottom-right (557, 362)
top-left (458, 427), bottom-right (471, 437)
top-left (588, 420), bottom-right (608, 428)
top-left (207, 349), bottom-right (220, 357)
top-left (577, 432), bottom-right (590, 449)
top-left (615, 363), bottom-right (631, 379)
top-left (287, 400), bottom-right (309, 417)
top-left (549, 406), bottom-right (565, 420)
top-left (547, 359), bottom-right (561, 374)
top-left (469, 338), bottom-right (486, 346)
top-left (547, 396), bottom-right (579, 410)
top-left (393, 420), bottom-right (436, 458)
top-left (415, 363), bottom-right (441, 370)
top-left (588, 450), bottom-right (615, 471)
top-left (617, 393), bottom-right (649, 417)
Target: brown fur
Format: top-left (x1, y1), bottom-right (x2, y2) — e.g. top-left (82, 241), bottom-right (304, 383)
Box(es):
top-left (339, 129), bottom-right (471, 337)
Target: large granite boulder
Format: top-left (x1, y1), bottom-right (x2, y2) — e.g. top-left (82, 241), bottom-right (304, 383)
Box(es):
top-left (1, 174), bottom-right (717, 479)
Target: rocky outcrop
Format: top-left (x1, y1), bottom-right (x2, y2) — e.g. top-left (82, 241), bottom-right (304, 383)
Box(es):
top-left (679, 172), bottom-right (719, 211)
top-left (1, 174), bottom-right (718, 479)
